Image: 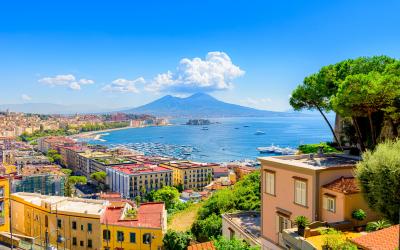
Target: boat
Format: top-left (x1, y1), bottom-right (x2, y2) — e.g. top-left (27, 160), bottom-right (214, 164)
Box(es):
top-left (201, 127), bottom-right (209, 130)
top-left (254, 130), bottom-right (266, 135)
top-left (257, 145), bottom-right (297, 155)
top-left (243, 125), bottom-right (250, 127)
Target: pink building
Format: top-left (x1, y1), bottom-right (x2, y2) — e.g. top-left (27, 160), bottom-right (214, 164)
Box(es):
top-left (259, 154), bottom-right (359, 249)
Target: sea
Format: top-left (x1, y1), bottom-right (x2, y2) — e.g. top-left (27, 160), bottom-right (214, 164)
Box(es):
top-left (87, 116), bottom-right (334, 163)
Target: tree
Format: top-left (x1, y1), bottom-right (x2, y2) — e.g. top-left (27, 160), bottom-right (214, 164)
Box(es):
top-left (355, 140), bottom-right (400, 223)
top-left (153, 186), bottom-right (180, 210)
top-left (61, 168), bottom-right (72, 176)
top-left (47, 149), bottom-right (62, 164)
top-left (213, 237), bottom-right (260, 250)
top-left (290, 55), bottom-right (400, 150)
top-left (65, 176), bottom-right (87, 197)
top-left (162, 230), bottom-right (193, 250)
top-left (191, 213), bottom-right (222, 242)
top-left (332, 72), bottom-right (400, 147)
top-left (90, 171), bottom-right (107, 182)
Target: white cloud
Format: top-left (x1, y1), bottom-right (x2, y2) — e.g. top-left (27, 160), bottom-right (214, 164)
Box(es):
top-left (21, 94), bottom-right (32, 101)
top-left (146, 51), bottom-right (245, 93)
top-left (102, 77), bottom-right (145, 93)
top-left (241, 97), bottom-right (273, 110)
top-left (38, 74), bottom-right (94, 90)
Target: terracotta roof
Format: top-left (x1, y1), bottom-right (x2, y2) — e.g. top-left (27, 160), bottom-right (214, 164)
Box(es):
top-left (101, 201), bottom-right (164, 229)
top-left (322, 176), bottom-right (360, 194)
top-left (188, 241), bottom-right (215, 250)
top-left (351, 225), bottom-right (399, 250)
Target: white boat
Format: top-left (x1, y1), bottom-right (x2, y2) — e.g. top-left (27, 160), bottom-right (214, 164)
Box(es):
top-left (254, 130), bottom-right (266, 135)
top-left (257, 145), bottom-right (297, 155)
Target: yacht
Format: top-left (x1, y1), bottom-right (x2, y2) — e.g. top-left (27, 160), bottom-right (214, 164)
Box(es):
top-left (254, 130), bottom-right (266, 135)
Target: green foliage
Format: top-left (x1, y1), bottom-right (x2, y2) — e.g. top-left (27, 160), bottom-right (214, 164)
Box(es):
top-left (366, 219), bottom-right (392, 232)
top-left (320, 229), bottom-right (358, 250)
top-left (168, 201), bottom-right (192, 217)
top-left (294, 216), bottom-right (309, 228)
top-left (213, 237), bottom-right (260, 250)
top-left (47, 149), bottom-right (62, 164)
top-left (61, 168), bottom-right (72, 176)
top-left (298, 142), bottom-right (339, 154)
top-left (68, 176), bottom-right (87, 185)
top-left (351, 209), bottom-right (366, 221)
top-left (191, 213), bottom-right (222, 242)
top-left (90, 171), bottom-right (107, 182)
top-left (355, 140), bottom-right (400, 223)
top-left (290, 55), bottom-right (400, 149)
top-left (193, 171), bottom-right (260, 242)
top-left (162, 230), bottom-right (193, 250)
top-left (125, 208), bottom-right (137, 219)
top-left (153, 186), bottom-right (180, 210)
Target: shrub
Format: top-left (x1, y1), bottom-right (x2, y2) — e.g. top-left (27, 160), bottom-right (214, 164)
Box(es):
top-left (355, 140), bottom-right (400, 223)
top-left (163, 230), bottom-right (193, 250)
top-left (351, 209), bottom-right (366, 221)
top-left (213, 237), bottom-right (260, 250)
top-left (294, 216), bottom-right (309, 228)
top-left (298, 142), bottom-right (339, 154)
top-left (191, 214), bottom-right (222, 242)
top-left (366, 219), bottom-right (392, 232)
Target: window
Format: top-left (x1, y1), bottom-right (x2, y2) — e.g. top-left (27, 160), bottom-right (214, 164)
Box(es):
top-left (228, 228), bottom-right (235, 240)
top-left (117, 231), bottom-right (124, 242)
top-left (88, 239), bottom-right (93, 248)
top-left (45, 215), bottom-right (48, 227)
top-left (81, 224), bottom-right (84, 231)
top-left (88, 223), bottom-right (92, 232)
top-left (57, 219), bottom-right (62, 228)
top-left (130, 232), bottom-right (136, 243)
top-left (276, 214), bottom-right (291, 233)
top-left (80, 241), bottom-right (84, 247)
top-left (72, 237), bottom-right (77, 246)
top-left (294, 179), bottom-right (307, 206)
top-left (72, 221), bottom-right (77, 230)
top-left (143, 233), bottom-right (152, 244)
top-left (103, 230), bottom-right (111, 241)
top-left (323, 195), bottom-right (336, 212)
top-left (264, 171), bottom-right (275, 195)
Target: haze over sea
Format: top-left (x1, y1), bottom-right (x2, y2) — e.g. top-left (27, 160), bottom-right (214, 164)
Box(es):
top-left (88, 115), bottom-right (334, 163)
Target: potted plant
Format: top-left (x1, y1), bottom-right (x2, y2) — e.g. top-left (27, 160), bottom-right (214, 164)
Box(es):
top-left (352, 209), bottom-right (366, 231)
top-left (295, 215), bottom-right (309, 237)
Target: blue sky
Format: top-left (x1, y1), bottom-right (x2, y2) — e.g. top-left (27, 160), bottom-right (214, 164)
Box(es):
top-left (1, 0), bottom-right (400, 111)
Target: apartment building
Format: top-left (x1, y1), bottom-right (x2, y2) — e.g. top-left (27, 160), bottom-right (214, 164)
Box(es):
top-left (100, 200), bottom-right (166, 250)
top-left (11, 192), bottom-right (167, 250)
top-left (222, 211), bottom-right (261, 247)
top-left (38, 136), bottom-right (75, 154)
top-left (259, 153), bottom-right (360, 249)
top-left (160, 161), bottom-right (215, 190)
top-left (13, 164), bottom-right (66, 196)
top-left (106, 164), bottom-right (173, 198)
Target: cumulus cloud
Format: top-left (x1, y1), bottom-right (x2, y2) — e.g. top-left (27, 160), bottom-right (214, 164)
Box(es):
top-left (241, 97), bottom-right (273, 109)
top-left (146, 51), bottom-right (245, 93)
top-left (21, 94), bottom-right (32, 101)
top-left (38, 74), bottom-right (94, 90)
top-left (102, 77), bottom-right (145, 93)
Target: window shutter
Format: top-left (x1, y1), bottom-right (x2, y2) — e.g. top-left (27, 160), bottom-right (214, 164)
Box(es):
top-left (275, 215), bottom-right (280, 233)
top-left (323, 196), bottom-right (328, 210)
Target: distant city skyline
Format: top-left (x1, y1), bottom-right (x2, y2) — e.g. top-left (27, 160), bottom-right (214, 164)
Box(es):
top-left (1, 1), bottom-right (400, 112)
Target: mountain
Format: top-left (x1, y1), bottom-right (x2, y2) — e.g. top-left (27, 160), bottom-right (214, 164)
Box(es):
top-left (124, 93), bottom-right (286, 117)
top-left (0, 103), bottom-right (115, 114)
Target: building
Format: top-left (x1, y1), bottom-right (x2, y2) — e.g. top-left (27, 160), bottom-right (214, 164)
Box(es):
top-left (160, 161), bottom-right (215, 190)
top-left (259, 153), bottom-right (360, 249)
top-left (351, 225), bottom-right (399, 250)
top-left (0, 176), bottom-right (11, 232)
top-left (222, 211), bottom-right (261, 247)
top-left (11, 192), bottom-right (167, 250)
top-left (212, 166), bottom-right (229, 179)
top-left (106, 164), bottom-right (173, 198)
top-left (38, 136), bottom-right (75, 154)
top-left (11, 193), bottom-right (108, 250)
top-left (100, 200), bottom-right (166, 250)
top-left (188, 242), bottom-right (215, 250)
top-left (13, 165), bottom-right (66, 196)
top-left (75, 151), bottom-right (112, 177)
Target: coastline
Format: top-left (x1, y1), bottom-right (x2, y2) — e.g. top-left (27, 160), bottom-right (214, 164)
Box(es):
top-left (71, 124), bottom-right (173, 141)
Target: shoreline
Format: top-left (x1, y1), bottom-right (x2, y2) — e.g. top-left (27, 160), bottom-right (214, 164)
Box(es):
top-left (71, 124), bottom-right (173, 141)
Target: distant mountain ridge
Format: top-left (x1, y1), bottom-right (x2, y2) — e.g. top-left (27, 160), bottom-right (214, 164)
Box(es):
top-left (124, 93), bottom-right (286, 117)
top-left (0, 103), bottom-right (114, 114)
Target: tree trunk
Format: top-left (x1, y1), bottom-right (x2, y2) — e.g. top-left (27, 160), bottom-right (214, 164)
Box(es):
top-left (367, 110), bottom-right (376, 147)
top-left (315, 105), bottom-right (344, 151)
top-left (389, 118), bottom-right (399, 138)
top-left (352, 117), bottom-right (366, 152)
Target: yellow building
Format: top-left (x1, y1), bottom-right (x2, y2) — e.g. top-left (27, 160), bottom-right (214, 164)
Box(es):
top-left (100, 200), bottom-right (166, 250)
top-left (11, 193), bottom-right (107, 250)
top-left (10, 193), bottom-right (167, 250)
top-left (160, 161), bottom-right (215, 190)
top-left (0, 176), bottom-right (11, 232)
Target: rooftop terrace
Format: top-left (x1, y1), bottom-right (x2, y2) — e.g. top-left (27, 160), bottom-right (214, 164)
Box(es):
top-left (12, 192), bottom-right (108, 215)
top-left (110, 163), bottom-right (172, 175)
top-left (222, 211), bottom-right (261, 245)
top-left (163, 161), bottom-right (219, 169)
top-left (259, 154), bottom-right (360, 171)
